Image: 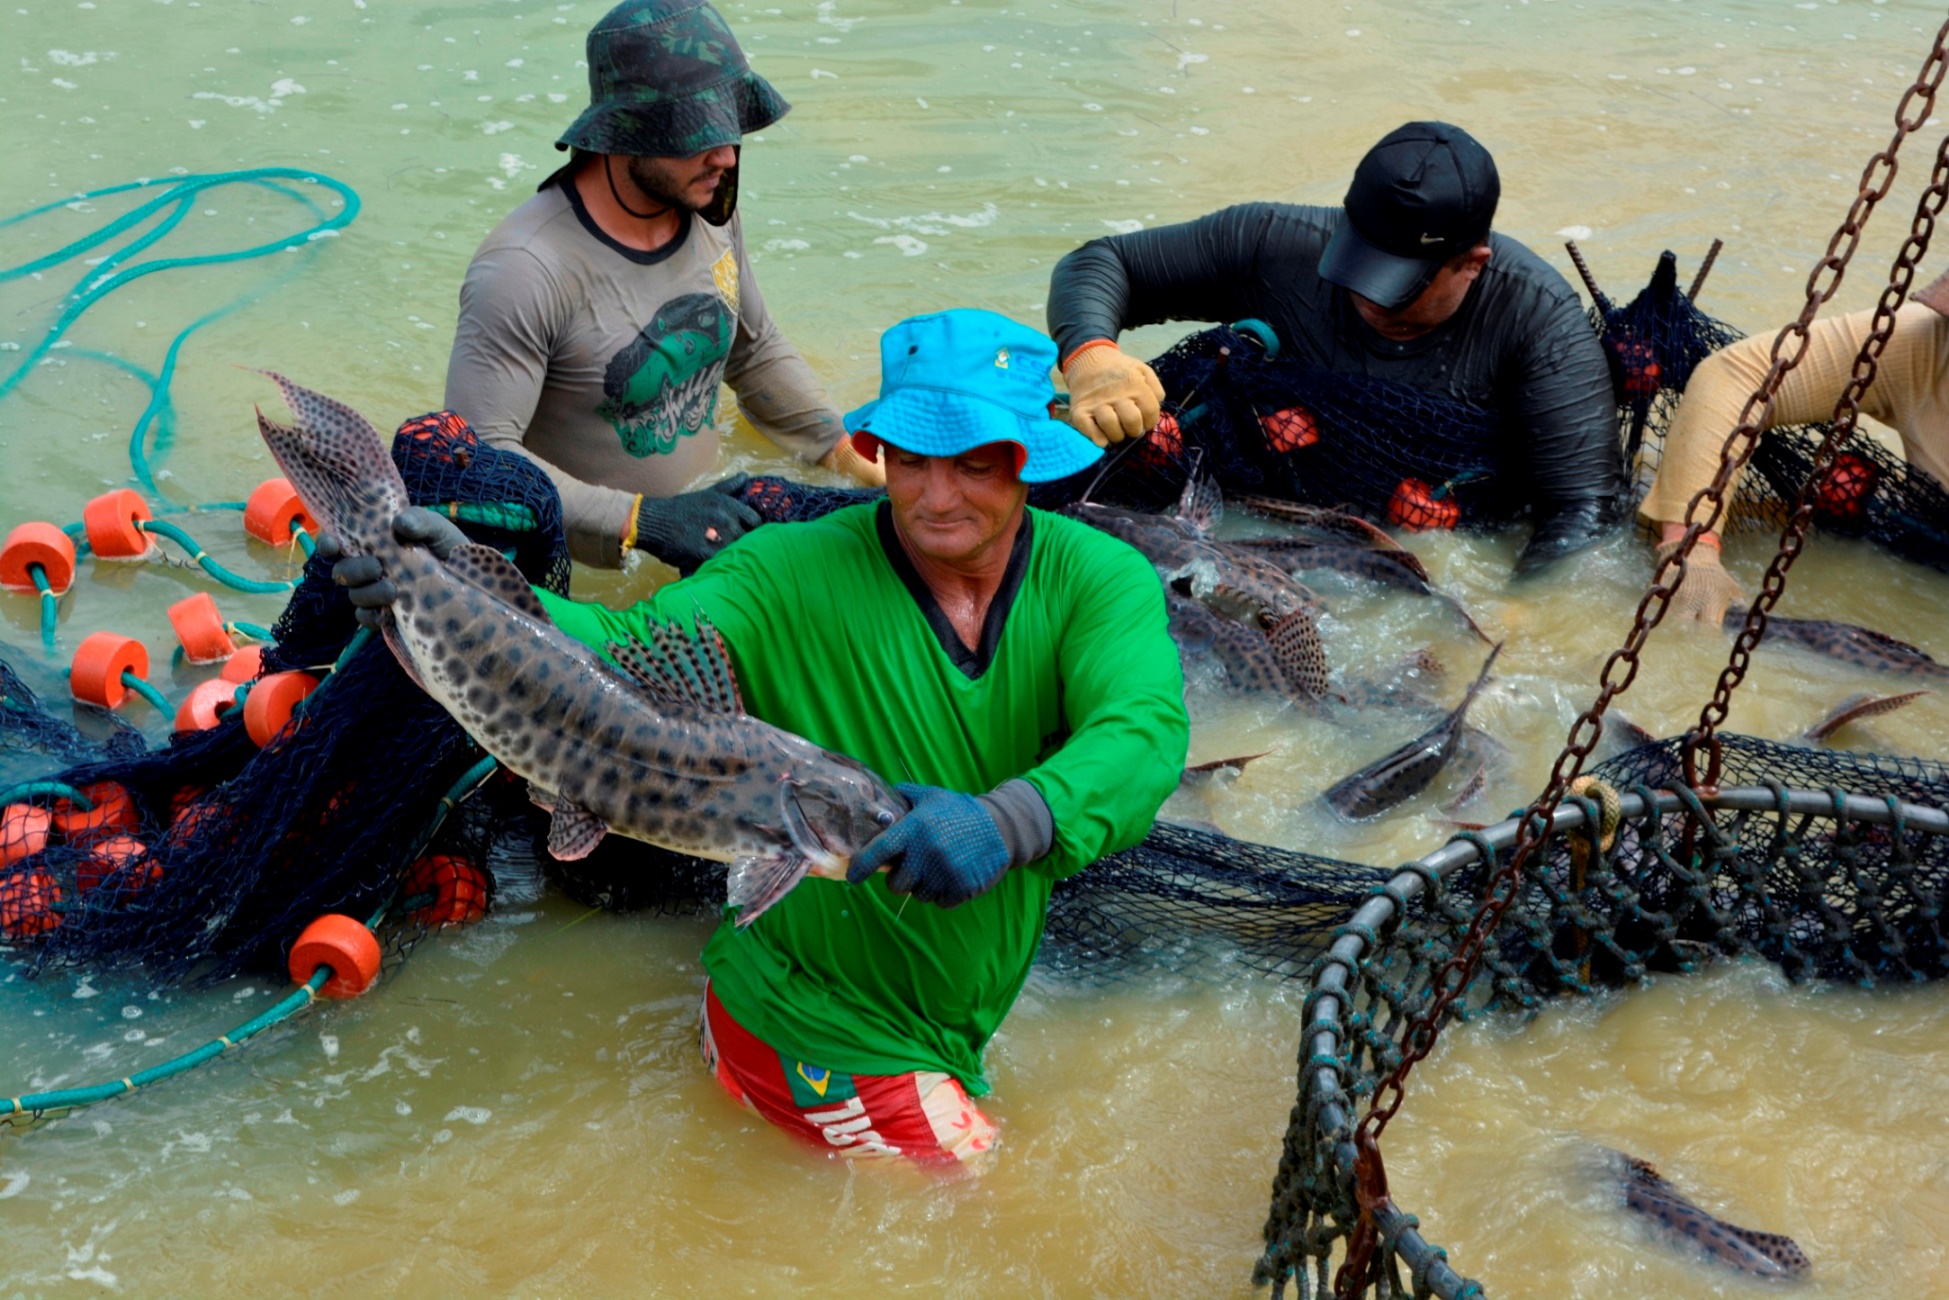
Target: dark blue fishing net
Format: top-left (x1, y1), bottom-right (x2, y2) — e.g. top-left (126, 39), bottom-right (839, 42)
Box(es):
top-left (1028, 324), bottom-right (1512, 527)
top-left (0, 411), bottom-right (562, 983)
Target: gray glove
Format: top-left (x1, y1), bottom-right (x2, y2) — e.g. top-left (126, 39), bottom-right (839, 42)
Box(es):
top-left (318, 507), bottom-right (467, 628)
top-left (1654, 538), bottom-right (1746, 625)
top-left (635, 474), bottom-right (763, 575)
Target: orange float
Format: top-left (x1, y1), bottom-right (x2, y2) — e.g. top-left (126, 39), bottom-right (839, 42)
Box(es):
top-left (243, 670), bottom-right (318, 746)
top-left (403, 853), bottom-right (490, 927)
top-left (70, 632), bottom-right (149, 709)
top-left (167, 592), bottom-right (239, 664)
top-left (221, 645), bottom-right (265, 683)
top-left (168, 784), bottom-right (210, 825)
top-left (76, 835), bottom-right (159, 894)
top-left (1387, 478), bottom-right (1461, 532)
top-left (243, 478), bottom-right (319, 546)
top-left (1260, 406), bottom-right (1320, 453)
top-left (175, 678), bottom-right (241, 732)
top-left (0, 870), bottom-right (62, 939)
top-left (0, 522), bottom-right (78, 595)
top-left (1134, 411), bottom-right (1184, 469)
top-left (82, 488), bottom-right (154, 560)
top-left (0, 804), bottom-right (52, 867)
top-left (1813, 451), bottom-right (1880, 526)
top-left (51, 780), bottom-right (139, 842)
top-left (288, 913), bottom-right (382, 997)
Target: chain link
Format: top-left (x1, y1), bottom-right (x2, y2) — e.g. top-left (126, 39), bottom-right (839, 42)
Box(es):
top-left (1331, 17), bottom-right (1949, 1298)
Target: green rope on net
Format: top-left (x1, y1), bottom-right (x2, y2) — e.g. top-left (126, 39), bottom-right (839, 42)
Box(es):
top-left (439, 501), bottom-right (542, 533)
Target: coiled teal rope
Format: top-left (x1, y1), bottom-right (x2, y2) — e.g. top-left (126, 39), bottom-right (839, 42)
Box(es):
top-left (136, 518), bottom-right (294, 594)
top-left (0, 168), bottom-right (361, 493)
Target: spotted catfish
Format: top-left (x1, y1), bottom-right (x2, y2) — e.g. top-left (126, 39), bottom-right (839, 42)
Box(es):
top-left (1322, 643), bottom-right (1502, 821)
top-left (1167, 592), bottom-right (1333, 705)
top-left (1233, 536), bottom-right (1490, 643)
top-left (1602, 1148), bottom-right (1811, 1280)
top-left (253, 373), bottom-right (907, 926)
top-left (1066, 478), bottom-right (1322, 627)
top-left (1729, 607), bottom-right (1949, 680)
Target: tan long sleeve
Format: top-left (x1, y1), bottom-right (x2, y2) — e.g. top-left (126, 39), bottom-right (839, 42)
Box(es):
top-left (1640, 302), bottom-right (1949, 526)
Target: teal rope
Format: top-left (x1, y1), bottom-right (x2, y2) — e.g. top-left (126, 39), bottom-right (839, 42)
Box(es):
top-left (29, 564), bottom-right (55, 652)
top-left (0, 781), bottom-right (89, 809)
top-left (0, 759), bottom-right (498, 1124)
top-left (0, 169), bottom-right (361, 492)
top-left (137, 519), bottom-right (294, 594)
top-left (117, 670), bottom-right (169, 714)
top-left (292, 525), bottom-right (317, 559)
top-left (3, 965), bottom-right (332, 1119)
top-left (224, 621), bottom-right (277, 643)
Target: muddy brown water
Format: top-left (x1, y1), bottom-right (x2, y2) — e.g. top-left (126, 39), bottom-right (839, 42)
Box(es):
top-left (4, 0), bottom-right (1949, 1294)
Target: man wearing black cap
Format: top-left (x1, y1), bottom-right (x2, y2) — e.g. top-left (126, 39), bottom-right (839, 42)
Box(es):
top-left (445, 0), bottom-right (882, 575)
top-left (1046, 121), bottom-right (1624, 574)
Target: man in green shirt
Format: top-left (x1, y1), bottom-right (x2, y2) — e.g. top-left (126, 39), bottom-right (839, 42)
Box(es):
top-left (333, 309), bottom-right (1188, 1164)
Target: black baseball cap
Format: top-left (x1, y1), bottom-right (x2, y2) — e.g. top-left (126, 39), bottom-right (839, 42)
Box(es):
top-left (1319, 122), bottom-right (1501, 310)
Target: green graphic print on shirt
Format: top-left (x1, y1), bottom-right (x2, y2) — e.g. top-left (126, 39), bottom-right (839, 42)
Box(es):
top-left (596, 291), bottom-right (735, 456)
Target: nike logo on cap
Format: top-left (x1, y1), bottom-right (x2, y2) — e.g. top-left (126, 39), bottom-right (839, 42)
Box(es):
top-left (1419, 234), bottom-right (1444, 245)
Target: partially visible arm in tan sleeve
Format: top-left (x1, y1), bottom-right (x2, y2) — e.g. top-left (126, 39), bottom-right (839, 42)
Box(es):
top-left (444, 247), bottom-right (637, 568)
top-left (1640, 306), bottom-right (1903, 530)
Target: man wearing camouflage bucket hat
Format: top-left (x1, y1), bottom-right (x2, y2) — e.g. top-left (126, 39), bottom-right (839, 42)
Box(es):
top-left (445, 0), bottom-right (882, 574)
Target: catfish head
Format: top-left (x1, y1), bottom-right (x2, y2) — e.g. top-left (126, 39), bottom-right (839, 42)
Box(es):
top-left (782, 751), bottom-right (912, 876)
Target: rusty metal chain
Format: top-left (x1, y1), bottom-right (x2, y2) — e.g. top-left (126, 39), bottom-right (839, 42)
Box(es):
top-left (1331, 18), bottom-right (1949, 1298)
top-left (1693, 133), bottom-right (1949, 775)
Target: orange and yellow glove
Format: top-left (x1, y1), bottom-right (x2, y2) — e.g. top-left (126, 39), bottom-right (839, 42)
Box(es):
top-left (1061, 340), bottom-right (1166, 446)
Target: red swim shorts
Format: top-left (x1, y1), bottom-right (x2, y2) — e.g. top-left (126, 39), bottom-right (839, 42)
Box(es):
top-left (698, 982), bottom-right (998, 1166)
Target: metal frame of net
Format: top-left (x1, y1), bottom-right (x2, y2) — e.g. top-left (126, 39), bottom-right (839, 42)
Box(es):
top-left (1257, 738), bottom-right (1949, 1298)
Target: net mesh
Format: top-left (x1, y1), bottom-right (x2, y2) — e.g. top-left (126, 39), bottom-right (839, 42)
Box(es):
top-left (0, 411), bottom-right (563, 983)
top-left (1256, 733), bottom-right (1949, 1298)
top-left (1027, 323), bottom-right (1514, 528)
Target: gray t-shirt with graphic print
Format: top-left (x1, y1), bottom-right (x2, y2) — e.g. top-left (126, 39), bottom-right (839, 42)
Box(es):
top-left (445, 178), bottom-right (845, 567)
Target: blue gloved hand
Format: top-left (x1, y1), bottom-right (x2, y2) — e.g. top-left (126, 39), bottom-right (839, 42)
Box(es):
top-left (317, 506), bottom-right (468, 628)
top-left (846, 783), bottom-right (1012, 908)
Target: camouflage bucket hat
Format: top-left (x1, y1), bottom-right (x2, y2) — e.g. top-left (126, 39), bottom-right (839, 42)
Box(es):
top-left (556, 0), bottom-right (790, 221)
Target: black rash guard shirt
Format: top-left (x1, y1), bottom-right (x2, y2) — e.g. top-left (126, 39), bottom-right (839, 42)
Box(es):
top-left (1046, 203), bottom-right (1625, 570)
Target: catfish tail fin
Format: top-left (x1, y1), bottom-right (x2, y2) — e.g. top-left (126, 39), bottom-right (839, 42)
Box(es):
top-left (255, 372), bottom-right (409, 551)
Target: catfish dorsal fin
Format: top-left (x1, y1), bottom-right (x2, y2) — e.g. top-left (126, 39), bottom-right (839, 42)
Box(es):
top-left (607, 616), bottom-right (744, 713)
top-left (441, 541), bottom-right (550, 622)
top-left (1177, 475), bottom-right (1224, 532)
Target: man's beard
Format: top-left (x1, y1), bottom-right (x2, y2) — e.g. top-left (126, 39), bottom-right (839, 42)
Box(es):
top-left (624, 156), bottom-right (721, 213)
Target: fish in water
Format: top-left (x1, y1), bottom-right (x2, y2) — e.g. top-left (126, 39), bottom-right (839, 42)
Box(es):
top-left (1801, 689), bottom-right (1931, 744)
top-left (1601, 1147), bottom-right (1811, 1280)
top-left (1233, 536), bottom-right (1490, 643)
top-left (1323, 643), bottom-right (1502, 821)
top-left (1728, 607), bottom-right (1949, 680)
top-left (253, 373), bottom-right (908, 926)
top-left (1067, 478), bottom-right (1321, 626)
top-left (1167, 591), bottom-right (1333, 704)
top-left (1234, 495), bottom-right (1410, 555)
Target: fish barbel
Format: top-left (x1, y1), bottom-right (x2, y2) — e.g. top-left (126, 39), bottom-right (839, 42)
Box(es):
top-left (253, 373), bottom-right (908, 926)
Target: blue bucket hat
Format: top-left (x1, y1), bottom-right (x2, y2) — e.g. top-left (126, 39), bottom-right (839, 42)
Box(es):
top-left (845, 310), bottom-right (1103, 483)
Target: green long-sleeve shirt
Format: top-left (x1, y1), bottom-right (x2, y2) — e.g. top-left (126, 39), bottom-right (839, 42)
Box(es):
top-left (537, 502), bottom-right (1188, 1092)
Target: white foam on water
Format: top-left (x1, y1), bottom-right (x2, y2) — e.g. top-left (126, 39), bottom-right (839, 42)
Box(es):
top-left (443, 1106), bottom-right (492, 1126)
top-left (0, 1171), bottom-right (29, 1199)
